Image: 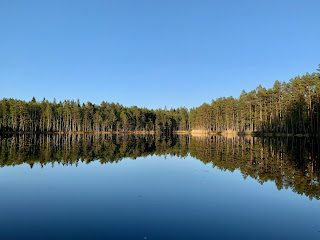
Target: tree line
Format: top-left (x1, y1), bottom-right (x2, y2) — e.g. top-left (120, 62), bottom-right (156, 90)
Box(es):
top-left (1, 64), bottom-right (319, 134)
top-left (190, 65), bottom-right (320, 134)
top-left (0, 98), bottom-right (189, 133)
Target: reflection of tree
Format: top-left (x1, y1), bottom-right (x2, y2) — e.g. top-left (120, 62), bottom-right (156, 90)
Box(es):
top-left (0, 134), bottom-right (319, 200)
top-left (0, 134), bottom-right (189, 167)
top-left (189, 136), bottom-right (320, 200)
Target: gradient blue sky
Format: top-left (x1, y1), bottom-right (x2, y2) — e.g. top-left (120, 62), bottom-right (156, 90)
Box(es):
top-left (1, 0), bottom-right (319, 109)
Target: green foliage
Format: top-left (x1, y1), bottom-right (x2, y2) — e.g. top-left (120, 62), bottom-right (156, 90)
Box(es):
top-left (0, 99), bottom-right (189, 133)
top-left (1, 64), bottom-right (320, 134)
top-left (190, 65), bottom-right (320, 134)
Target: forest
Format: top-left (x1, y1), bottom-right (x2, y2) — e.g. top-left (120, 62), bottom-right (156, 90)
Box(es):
top-left (0, 98), bottom-right (189, 133)
top-left (190, 65), bottom-right (320, 134)
top-left (0, 65), bottom-right (319, 134)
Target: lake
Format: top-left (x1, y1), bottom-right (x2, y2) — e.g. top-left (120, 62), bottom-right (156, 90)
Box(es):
top-left (0, 134), bottom-right (319, 239)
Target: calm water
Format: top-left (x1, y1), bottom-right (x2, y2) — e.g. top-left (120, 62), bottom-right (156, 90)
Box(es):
top-left (0, 134), bottom-right (319, 240)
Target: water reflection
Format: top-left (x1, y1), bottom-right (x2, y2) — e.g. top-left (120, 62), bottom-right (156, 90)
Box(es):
top-left (0, 134), bottom-right (319, 199)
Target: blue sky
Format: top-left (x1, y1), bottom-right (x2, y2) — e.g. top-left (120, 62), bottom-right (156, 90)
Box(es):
top-left (1, 0), bottom-right (319, 109)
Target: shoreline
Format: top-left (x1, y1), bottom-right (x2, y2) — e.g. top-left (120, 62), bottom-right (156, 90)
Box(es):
top-left (0, 130), bottom-right (319, 137)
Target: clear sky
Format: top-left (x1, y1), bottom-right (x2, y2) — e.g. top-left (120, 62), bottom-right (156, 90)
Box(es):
top-left (1, 0), bottom-right (319, 109)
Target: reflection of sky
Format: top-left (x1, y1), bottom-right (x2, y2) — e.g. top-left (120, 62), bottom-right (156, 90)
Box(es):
top-left (0, 156), bottom-right (319, 239)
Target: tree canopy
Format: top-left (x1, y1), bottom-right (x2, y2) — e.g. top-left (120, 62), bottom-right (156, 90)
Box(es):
top-left (190, 64), bottom-right (320, 134)
top-left (1, 64), bottom-right (320, 134)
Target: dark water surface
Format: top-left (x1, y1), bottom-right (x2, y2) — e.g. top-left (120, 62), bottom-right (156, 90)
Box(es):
top-left (0, 134), bottom-right (319, 240)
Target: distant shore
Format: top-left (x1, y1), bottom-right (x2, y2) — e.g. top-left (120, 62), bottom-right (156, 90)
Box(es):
top-left (190, 129), bottom-right (320, 137)
top-left (0, 130), bottom-right (319, 137)
top-left (0, 130), bottom-right (187, 135)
